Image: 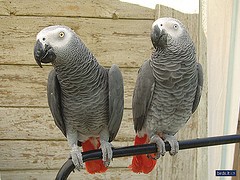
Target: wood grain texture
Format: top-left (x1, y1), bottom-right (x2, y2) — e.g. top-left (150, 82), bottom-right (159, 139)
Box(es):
top-left (0, 140), bottom-right (134, 170)
top-left (0, 106), bottom-right (197, 141)
top-left (0, 139), bottom-right (198, 178)
top-left (196, 1), bottom-right (208, 179)
top-left (0, 65), bottom-right (137, 108)
top-left (0, 107), bottom-right (135, 141)
top-left (0, 16), bottom-right (153, 68)
top-left (0, 0), bottom-right (154, 19)
top-left (155, 149), bottom-right (197, 180)
top-left (0, 2), bottom-right (208, 179)
top-left (0, 110), bottom-right (199, 175)
top-left (0, 0), bottom-right (10, 16)
top-left (0, 168), bottom-right (157, 180)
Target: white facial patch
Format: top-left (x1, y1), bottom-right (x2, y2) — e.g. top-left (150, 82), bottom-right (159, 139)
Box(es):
top-left (152, 18), bottom-right (183, 39)
top-left (152, 18), bottom-right (163, 29)
top-left (36, 26), bottom-right (73, 49)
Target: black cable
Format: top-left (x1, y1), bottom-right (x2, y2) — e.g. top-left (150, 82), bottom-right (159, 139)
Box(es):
top-left (55, 134), bottom-right (240, 180)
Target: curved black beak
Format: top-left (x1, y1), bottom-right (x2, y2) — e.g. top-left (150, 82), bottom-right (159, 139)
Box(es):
top-left (151, 25), bottom-right (168, 49)
top-left (34, 40), bottom-right (56, 68)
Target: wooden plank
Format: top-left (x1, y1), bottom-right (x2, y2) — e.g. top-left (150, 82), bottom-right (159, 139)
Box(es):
top-left (0, 168), bottom-right (157, 180)
top-left (0, 107), bottom-right (135, 141)
top-left (0, 116), bottom-right (198, 171)
top-left (0, 105), bottom-right (197, 141)
top-left (0, 114), bottom-right (200, 172)
top-left (0, 140), bottom-right (135, 170)
top-left (0, 139), bottom-right (200, 178)
top-left (0, 140), bottom-right (70, 170)
top-left (0, 65), bottom-right (49, 107)
top-left (0, 65), bottom-right (137, 108)
top-left (156, 149), bottom-right (197, 180)
top-left (196, 1), bottom-right (208, 180)
top-left (0, 0), bottom-right (10, 15)
top-left (0, 16), bottom-right (153, 68)
top-left (4, 0), bottom-right (154, 19)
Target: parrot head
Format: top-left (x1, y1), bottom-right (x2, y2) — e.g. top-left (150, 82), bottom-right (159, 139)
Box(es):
top-left (34, 25), bottom-right (77, 68)
top-left (151, 17), bottom-right (190, 49)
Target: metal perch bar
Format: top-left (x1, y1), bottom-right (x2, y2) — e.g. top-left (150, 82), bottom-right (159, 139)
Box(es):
top-left (56, 134), bottom-right (240, 180)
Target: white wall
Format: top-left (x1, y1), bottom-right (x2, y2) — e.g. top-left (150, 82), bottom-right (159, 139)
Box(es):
top-left (208, 0), bottom-right (240, 179)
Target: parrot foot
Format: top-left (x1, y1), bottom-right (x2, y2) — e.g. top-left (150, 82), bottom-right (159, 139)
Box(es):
top-left (100, 141), bottom-right (113, 167)
top-left (164, 135), bottom-right (179, 156)
top-left (70, 145), bottom-right (84, 171)
top-left (148, 134), bottom-right (166, 159)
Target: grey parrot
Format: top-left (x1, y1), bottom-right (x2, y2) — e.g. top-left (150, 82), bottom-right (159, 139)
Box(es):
top-left (129, 17), bottom-right (203, 173)
top-left (33, 25), bottom-right (124, 173)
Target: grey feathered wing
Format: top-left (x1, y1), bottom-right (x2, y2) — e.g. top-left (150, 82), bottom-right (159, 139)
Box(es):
top-left (192, 63), bottom-right (203, 114)
top-left (132, 60), bottom-right (155, 132)
top-left (108, 65), bottom-right (124, 142)
top-left (47, 69), bottom-right (66, 137)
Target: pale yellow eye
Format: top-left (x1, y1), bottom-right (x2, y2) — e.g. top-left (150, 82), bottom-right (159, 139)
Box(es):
top-left (59, 32), bottom-right (65, 38)
top-left (173, 24), bottom-right (178, 29)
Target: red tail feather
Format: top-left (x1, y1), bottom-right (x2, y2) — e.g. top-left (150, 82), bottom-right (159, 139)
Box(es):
top-left (82, 137), bottom-right (108, 174)
top-left (129, 134), bottom-right (157, 174)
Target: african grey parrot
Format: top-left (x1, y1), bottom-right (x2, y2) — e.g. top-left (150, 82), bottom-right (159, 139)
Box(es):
top-left (33, 25), bottom-right (124, 173)
top-left (129, 17), bottom-right (203, 173)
